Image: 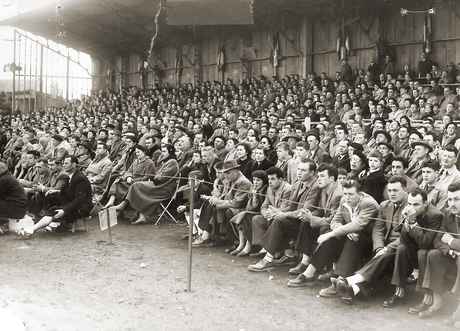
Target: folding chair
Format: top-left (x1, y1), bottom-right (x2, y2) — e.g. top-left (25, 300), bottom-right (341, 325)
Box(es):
top-left (154, 180), bottom-right (181, 226)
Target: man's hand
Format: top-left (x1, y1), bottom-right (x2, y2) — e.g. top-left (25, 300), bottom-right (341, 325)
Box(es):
top-left (45, 189), bottom-right (60, 196)
top-left (126, 177), bottom-right (133, 184)
top-left (317, 232), bottom-right (334, 246)
top-left (36, 183), bottom-right (46, 192)
top-left (442, 233), bottom-right (454, 245)
top-left (299, 209), bottom-right (312, 222)
top-left (273, 213), bottom-right (285, 222)
top-left (347, 233), bottom-right (359, 242)
top-left (177, 205), bottom-right (186, 213)
top-left (209, 197), bottom-right (219, 206)
top-left (53, 209), bottom-right (65, 219)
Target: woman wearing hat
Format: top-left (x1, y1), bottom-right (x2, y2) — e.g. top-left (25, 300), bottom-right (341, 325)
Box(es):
top-left (104, 144), bottom-right (156, 210)
top-left (228, 170), bottom-right (268, 256)
top-left (114, 144), bottom-right (179, 224)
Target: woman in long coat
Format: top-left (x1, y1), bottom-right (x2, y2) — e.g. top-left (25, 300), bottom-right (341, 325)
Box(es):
top-left (0, 161), bottom-right (27, 220)
top-left (114, 144), bottom-right (179, 224)
top-left (104, 145), bottom-right (155, 208)
top-left (228, 170), bottom-right (268, 256)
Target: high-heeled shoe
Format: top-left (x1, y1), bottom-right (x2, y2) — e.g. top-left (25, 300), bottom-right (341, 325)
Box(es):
top-left (225, 246), bottom-right (237, 253)
top-left (131, 216), bottom-right (147, 225)
top-left (230, 247), bottom-right (244, 255)
top-left (236, 249), bottom-right (250, 257)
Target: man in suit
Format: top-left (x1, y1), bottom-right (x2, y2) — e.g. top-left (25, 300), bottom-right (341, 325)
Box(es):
top-left (382, 188), bottom-right (443, 309)
top-left (27, 156), bottom-right (93, 234)
top-left (406, 141), bottom-right (432, 184)
top-left (193, 160), bottom-right (252, 247)
top-left (288, 179), bottom-right (379, 297)
top-left (413, 182), bottom-right (460, 319)
top-left (289, 163), bottom-right (343, 275)
top-left (201, 146), bottom-right (219, 184)
top-left (336, 176), bottom-right (408, 303)
top-left (420, 160), bottom-right (447, 210)
top-left (437, 145), bottom-right (460, 193)
top-left (86, 142), bottom-right (113, 196)
top-left (248, 160), bottom-right (320, 272)
top-left (332, 140), bottom-right (350, 172)
top-left (107, 128), bottom-right (126, 162)
top-left (251, 167), bottom-right (292, 249)
top-left (393, 125), bottom-right (410, 157)
top-left (306, 131), bottom-right (331, 165)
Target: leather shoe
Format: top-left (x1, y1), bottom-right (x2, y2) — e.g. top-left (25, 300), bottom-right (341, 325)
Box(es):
top-left (319, 284), bottom-right (337, 297)
top-left (249, 250), bottom-right (266, 257)
top-left (408, 302), bottom-right (431, 314)
top-left (272, 255), bottom-right (297, 266)
top-left (336, 277), bottom-right (354, 302)
top-left (317, 270), bottom-right (334, 282)
top-left (287, 274), bottom-right (316, 287)
top-left (248, 259), bottom-right (274, 272)
top-left (288, 262), bottom-right (308, 275)
top-left (383, 295), bottom-right (405, 308)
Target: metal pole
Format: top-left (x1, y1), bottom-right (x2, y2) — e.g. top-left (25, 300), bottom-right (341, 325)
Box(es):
top-left (106, 208), bottom-right (113, 244)
top-left (12, 30), bottom-right (17, 121)
top-left (187, 178), bottom-right (195, 292)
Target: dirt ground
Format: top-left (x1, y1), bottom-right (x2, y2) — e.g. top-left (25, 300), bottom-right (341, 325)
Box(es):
top-left (0, 220), bottom-right (456, 331)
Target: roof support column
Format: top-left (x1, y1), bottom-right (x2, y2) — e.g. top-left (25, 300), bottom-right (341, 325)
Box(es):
top-left (300, 15), bottom-right (313, 77)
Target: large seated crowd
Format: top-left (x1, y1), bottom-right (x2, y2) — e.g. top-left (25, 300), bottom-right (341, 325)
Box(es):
top-left (1, 52), bottom-right (460, 325)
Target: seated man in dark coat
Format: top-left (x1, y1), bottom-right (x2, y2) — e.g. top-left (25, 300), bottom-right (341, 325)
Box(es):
top-left (412, 182), bottom-right (460, 319)
top-left (0, 161), bottom-right (27, 220)
top-left (24, 156), bottom-right (93, 235)
top-left (382, 188), bottom-right (443, 309)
